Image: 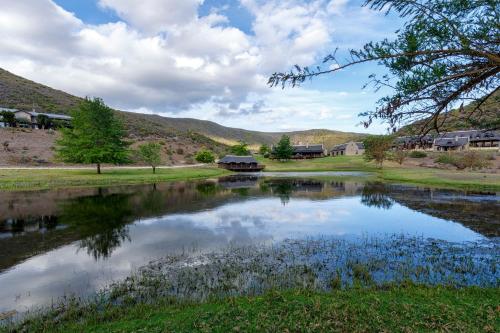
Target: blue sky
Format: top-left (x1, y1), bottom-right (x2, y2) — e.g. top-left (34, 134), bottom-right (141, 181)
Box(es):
top-left (0, 0), bottom-right (403, 133)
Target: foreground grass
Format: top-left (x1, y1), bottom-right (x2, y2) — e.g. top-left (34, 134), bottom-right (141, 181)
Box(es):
top-left (0, 167), bottom-right (229, 191)
top-left (256, 155), bottom-right (500, 191)
top-left (8, 286), bottom-right (499, 333)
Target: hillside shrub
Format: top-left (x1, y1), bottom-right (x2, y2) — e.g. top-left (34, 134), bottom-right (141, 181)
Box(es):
top-left (435, 154), bottom-right (462, 168)
top-left (195, 150), bottom-right (215, 163)
top-left (461, 151), bottom-right (491, 170)
top-left (409, 151), bottom-right (427, 158)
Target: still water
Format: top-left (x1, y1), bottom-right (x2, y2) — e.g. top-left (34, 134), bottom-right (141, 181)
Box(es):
top-left (0, 173), bottom-right (498, 313)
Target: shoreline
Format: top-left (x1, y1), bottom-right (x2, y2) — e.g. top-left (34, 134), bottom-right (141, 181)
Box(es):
top-left (1, 156), bottom-right (499, 191)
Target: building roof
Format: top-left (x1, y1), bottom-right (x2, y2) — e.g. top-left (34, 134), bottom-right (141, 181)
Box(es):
top-left (29, 111), bottom-right (72, 120)
top-left (331, 143), bottom-right (347, 151)
top-left (218, 155), bottom-right (258, 164)
top-left (0, 107), bottom-right (18, 112)
top-left (292, 144), bottom-right (324, 154)
top-left (330, 141), bottom-right (364, 152)
top-left (433, 137), bottom-right (469, 147)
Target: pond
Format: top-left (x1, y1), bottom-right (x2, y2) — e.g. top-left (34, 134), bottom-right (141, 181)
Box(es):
top-left (0, 173), bottom-right (498, 314)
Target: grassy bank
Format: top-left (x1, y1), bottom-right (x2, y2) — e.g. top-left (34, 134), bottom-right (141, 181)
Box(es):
top-left (7, 286), bottom-right (499, 332)
top-left (257, 155), bottom-right (500, 191)
top-left (0, 167), bottom-right (230, 191)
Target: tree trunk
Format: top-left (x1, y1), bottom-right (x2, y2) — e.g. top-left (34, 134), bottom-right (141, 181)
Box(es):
top-left (153, 166), bottom-right (156, 174)
top-left (97, 163), bottom-right (101, 174)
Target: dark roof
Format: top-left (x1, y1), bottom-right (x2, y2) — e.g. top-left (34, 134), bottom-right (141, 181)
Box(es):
top-left (331, 143), bottom-right (347, 151)
top-left (434, 137), bottom-right (469, 147)
top-left (218, 155), bottom-right (258, 164)
top-left (292, 144), bottom-right (324, 154)
top-left (330, 142), bottom-right (364, 152)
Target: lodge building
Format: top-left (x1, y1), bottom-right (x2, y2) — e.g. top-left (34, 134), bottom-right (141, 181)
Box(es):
top-left (217, 155), bottom-right (265, 172)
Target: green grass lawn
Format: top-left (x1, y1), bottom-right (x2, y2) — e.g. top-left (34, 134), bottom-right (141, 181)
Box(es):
top-left (10, 286), bottom-right (499, 333)
top-left (0, 167), bottom-right (230, 191)
top-left (256, 155), bottom-right (376, 172)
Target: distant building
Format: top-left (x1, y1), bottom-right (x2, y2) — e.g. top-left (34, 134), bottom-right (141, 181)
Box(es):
top-left (433, 137), bottom-right (469, 151)
top-left (3, 109), bottom-right (72, 129)
top-left (396, 129), bottom-right (499, 151)
top-left (291, 144), bottom-right (325, 159)
top-left (217, 155), bottom-right (265, 172)
top-left (330, 141), bottom-right (365, 156)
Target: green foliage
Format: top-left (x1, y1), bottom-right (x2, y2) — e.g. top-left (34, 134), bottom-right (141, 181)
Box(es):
top-left (230, 141), bottom-right (250, 156)
top-left (391, 149), bottom-right (408, 165)
top-left (56, 98), bottom-right (130, 173)
top-left (137, 142), bottom-right (162, 173)
top-left (259, 144), bottom-right (270, 155)
top-left (36, 114), bottom-right (51, 129)
top-left (363, 135), bottom-right (394, 167)
top-left (195, 150), bottom-right (215, 163)
top-left (436, 151), bottom-right (492, 171)
top-left (273, 135), bottom-right (294, 161)
top-left (0, 111), bottom-right (16, 126)
top-left (409, 151), bottom-right (427, 158)
top-left (270, 0), bottom-right (500, 132)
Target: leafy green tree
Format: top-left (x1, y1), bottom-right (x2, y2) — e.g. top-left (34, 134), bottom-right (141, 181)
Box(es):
top-left (230, 141), bottom-right (250, 156)
top-left (138, 142), bottom-right (162, 174)
top-left (195, 150), bottom-right (215, 163)
top-left (36, 114), bottom-right (51, 129)
top-left (274, 135), bottom-right (294, 161)
top-left (269, 0), bottom-right (500, 133)
top-left (56, 97), bottom-right (129, 174)
top-left (363, 135), bottom-right (394, 168)
top-left (1, 111), bottom-right (16, 127)
top-left (259, 144), bottom-right (270, 156)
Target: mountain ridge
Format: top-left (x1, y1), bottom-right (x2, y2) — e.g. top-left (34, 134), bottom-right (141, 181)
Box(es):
top-left (0, 67), bottom-right (365, 149)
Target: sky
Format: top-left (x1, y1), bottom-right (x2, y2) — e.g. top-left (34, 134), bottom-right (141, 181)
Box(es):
top-left (0, 0), bottom-right (403, 133)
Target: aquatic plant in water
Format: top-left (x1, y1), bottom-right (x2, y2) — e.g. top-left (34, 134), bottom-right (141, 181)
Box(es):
top-left (107, 235), bottom-right (499, 304)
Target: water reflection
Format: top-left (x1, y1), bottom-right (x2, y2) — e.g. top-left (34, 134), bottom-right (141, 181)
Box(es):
top-left (0, 175), bottom-right (498, 313)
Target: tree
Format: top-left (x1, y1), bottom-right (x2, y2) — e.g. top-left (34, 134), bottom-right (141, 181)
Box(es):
top-left (1, 111), bottom-right (16, 127)
top-left (195, 150), bottom-right (215, 163)
top-left (56, 97), bottom-right (129, 174)
top-left (36, 114), bottom-right (51, 129)
top-left (274, 135), bottom-right (294, 161)
top-left (269, 0), bottom-right (500, 133)
top-left (138, 142), bottom-right (162, 174)
top-left (230, 141), bottom-right (251, 156)
top-left (259, 144), bottom-right (270, 156)
top-left (392, 149), bottom-right (408, 165)
top-left (363, 135), bottom-right (394, 167)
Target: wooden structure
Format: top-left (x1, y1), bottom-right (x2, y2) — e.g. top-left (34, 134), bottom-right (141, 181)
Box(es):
top-left (217, 155), bottom-right (265, 172)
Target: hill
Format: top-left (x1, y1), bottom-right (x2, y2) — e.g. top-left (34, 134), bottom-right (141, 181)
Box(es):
top-left (400, 90), bottom-right (499, 135)
top-left (0, 68), bottom-right (364, 152)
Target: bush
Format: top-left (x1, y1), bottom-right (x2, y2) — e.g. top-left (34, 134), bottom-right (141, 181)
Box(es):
top-left (435, 152), bottom-right (491, 170)
top-left (461, 151), bottom-right (491, 170)
top-left (409, 151), bottom-right (427, 158)
top-left (195, 150), bottom-right (215, 163)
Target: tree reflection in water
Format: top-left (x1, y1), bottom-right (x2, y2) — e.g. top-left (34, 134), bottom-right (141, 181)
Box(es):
top-left (361, 182), bottom-right (394, 209)
top-left (58, 191), bottom-right (134, 259)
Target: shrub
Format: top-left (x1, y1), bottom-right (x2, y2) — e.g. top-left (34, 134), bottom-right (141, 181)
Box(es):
top-left (390, 149), bottom-right (408, 165)
top-left (435, 154), bottom-right (460, 166)
top-left (409, 151), bottom-right (427, 158)
top-left (195, 150), bottom-right (215, 163)
top-left (461, 151), bottom-right (491, 170)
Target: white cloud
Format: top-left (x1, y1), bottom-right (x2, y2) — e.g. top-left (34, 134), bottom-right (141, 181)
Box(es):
top-left (0, 0), bottom-right (396, 133)
top-left (98, 0), bottom-right (203, 33)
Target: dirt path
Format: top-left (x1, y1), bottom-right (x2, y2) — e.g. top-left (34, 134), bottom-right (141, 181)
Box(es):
top-left (0, 164), bottom-right (206, 170)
